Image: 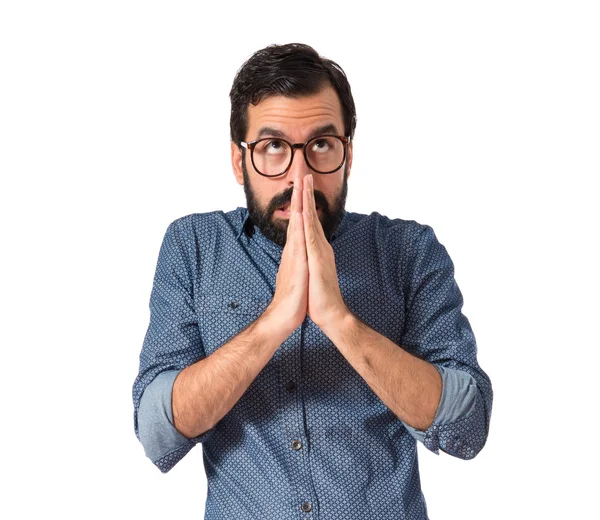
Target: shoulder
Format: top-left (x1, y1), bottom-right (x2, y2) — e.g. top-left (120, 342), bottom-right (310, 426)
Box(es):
top-left (345, 210), bottom-right (434, 247)
top-left (166, 207), bottom-right (243, 237)
top-left (346, 212), bottom-right (448, 279)
top-left (168, 208), bottom-right (238, 228)
top-left (159, 209), bottom-right (244, 262)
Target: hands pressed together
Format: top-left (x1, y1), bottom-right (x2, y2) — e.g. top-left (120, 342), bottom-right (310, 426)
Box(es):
top-left (268, 174), bottom-right (350, 332)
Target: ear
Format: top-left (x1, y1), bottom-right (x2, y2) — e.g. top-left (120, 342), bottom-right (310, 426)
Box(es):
top-left (346, 141), bottom-right (353, 181)
top-left (231, 142), bottom-right (244, 186)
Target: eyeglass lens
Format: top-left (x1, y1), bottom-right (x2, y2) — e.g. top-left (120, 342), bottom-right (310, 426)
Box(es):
top-left (252, 136), bottom-right (345, 176)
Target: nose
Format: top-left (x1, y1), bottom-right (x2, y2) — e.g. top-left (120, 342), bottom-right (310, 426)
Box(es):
top-left (286, 147), bottom-right (312, 187)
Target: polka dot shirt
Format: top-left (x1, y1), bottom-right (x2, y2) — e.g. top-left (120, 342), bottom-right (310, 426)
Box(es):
top-left (133, 207), bottom-right (492, 519)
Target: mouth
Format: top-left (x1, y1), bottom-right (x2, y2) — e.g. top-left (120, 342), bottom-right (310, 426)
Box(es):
top-left (276, 203), bottom-right (320, 217)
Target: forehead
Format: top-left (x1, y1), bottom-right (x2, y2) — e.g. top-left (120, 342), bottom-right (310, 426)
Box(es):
top-left (246, 85), bottom-right (344, 140)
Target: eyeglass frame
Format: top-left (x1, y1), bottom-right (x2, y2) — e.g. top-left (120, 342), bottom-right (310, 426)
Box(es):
top-left (240, 134), bottom-right (351, 178)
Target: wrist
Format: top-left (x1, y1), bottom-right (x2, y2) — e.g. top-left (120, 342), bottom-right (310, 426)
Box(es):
top-left (257, 305), bottom-right (299, 343)
top-left (317, 305), bottom-right (355, 336)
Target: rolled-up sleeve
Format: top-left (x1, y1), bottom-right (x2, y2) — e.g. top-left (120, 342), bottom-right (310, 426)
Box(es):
top-left (400, 224), bottom-right (493, 459)
top-left (138, 370), bottom-right (216, 472)
top-left (403, 365), bottom-right (478, 443)
top-left (132, 218), bottom-right (215, 473)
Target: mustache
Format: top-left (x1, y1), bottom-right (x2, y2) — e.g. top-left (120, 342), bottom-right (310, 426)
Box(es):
top-left (271, 186), bottom-right (327, 211)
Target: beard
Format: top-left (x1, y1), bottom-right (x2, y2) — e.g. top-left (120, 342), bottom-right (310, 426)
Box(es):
top-left (242, 154), bottom-right (348, 248)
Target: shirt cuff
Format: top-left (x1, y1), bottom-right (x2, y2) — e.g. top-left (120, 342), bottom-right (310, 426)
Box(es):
top-left (138, 369), bottom-right (216, 471)
top-left (403, 365), bottom-right (477, 442)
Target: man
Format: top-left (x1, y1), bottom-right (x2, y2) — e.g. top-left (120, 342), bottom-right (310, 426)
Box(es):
top-left (133, 43), bottom-right (492, 519)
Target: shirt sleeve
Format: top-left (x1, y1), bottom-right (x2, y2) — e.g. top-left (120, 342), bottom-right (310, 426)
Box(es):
top-left (400, 224), bottom-right (493, 459)
top-left (402, 365), bottom-right (478, 443)
top-left (137, 369), bottom-right (216, 472)
top-left (132, 218), bottom-right (215, 473)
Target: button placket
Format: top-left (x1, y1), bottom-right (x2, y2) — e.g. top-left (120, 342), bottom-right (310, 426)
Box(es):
top-left (276, 327), bottom-right (318, 518)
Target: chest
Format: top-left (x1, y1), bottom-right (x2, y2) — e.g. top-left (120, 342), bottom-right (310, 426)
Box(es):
top-left (191, 239), bottom-right (407, 355)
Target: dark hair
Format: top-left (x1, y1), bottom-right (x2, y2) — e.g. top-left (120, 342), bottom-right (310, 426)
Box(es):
top-left (229, 43), bottom-right (357, 147)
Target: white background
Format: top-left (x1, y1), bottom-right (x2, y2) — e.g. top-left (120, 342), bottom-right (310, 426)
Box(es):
top-left (1, 1), bottom-right (598, 518)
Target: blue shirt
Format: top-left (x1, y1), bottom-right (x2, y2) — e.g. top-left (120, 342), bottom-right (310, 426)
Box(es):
top-left (132, 207), bottom-right (493, 519)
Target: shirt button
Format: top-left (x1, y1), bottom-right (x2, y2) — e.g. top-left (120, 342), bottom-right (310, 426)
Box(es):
top-left (291, 439), bottom-right (302, 450)
top-left (300, 501), bottom-right (313, 512)
top-left (285, 380), bottom-right (296, 392)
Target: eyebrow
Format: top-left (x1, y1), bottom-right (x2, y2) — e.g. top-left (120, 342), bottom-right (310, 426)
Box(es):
top-left (255, 123), bottom-right (341, 141)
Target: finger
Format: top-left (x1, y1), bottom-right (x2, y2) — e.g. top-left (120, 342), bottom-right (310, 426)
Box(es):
top-left (286, 177), bottom-right (301, 240)
top-left (292, 178), bottom-right (307, 256)
top-left (308, 175), bottom-right (319, 224)
top-left (302, 177), bottom-right (316, 251)
top-left (295, 197), bottom-right (306, 252)
top-left (292, 176), bottom-right (302, 214)
top-left (303, 175), bottom-right (323, 244)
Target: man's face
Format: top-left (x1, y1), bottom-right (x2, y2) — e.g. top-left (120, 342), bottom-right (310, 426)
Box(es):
top-left (231, 85), bottom-right (353, 248)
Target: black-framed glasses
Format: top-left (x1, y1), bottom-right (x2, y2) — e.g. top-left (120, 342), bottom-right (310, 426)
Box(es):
top-left (240, 134), bottom-right (351, 177)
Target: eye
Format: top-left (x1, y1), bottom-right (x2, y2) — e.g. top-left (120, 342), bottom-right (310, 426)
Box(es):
top-left (311, 138), bottom-right (333, 153)
top-left (257, 138), bottom-right (288, 155)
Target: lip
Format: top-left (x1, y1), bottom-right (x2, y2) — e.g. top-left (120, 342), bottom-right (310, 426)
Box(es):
top-left (275, 208), bottom-right (291, 218)
top-left (275, 206), bottom-right (321, 218)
